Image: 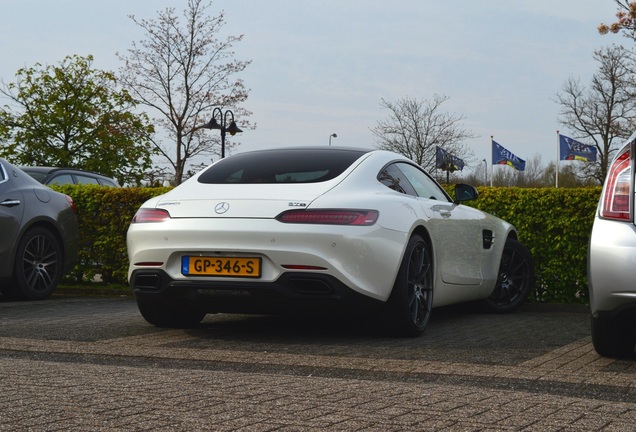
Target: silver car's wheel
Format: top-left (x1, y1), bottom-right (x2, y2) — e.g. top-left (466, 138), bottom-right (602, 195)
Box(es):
top-left (384, 234), bottom-right (433, 337)
top-left (591, 315), bottom-right (636, 358)
top-left (137, 298), bottom-right (206, 328)
top-left (10, 227), bottom-right (63, 300)
top-left (483, 238), bottom-right (534, 313)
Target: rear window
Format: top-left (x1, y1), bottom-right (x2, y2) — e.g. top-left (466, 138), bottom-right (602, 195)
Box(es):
top-left (198, 148), bottom-right (369, 184)
top-left (98, 178), bottom-right (119, 187)
top-left (76, 175), bottom-right (100, 185)
top-left (49, 174), bottom-right (74, 185)
top-left (23, 171), bottom-right (47, 183)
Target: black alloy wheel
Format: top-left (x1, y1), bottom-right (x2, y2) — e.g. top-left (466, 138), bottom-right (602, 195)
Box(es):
top-left (12, 227), bottom-right (63, 300)
top-left (385, 234), bottom-right (434, 337)
top-left (483, 238), bottom-right (534, 313)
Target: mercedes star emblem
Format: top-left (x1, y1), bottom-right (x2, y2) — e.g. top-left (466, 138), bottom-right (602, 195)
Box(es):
top-left (214, 202), bottom-right (230, 214)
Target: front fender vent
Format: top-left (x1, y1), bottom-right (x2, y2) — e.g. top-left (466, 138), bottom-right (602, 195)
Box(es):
top-left (483, 230), bottom-right (494, 249)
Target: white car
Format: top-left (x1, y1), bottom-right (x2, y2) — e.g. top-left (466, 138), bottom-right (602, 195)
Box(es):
top-left (127, 147), bottom-right (534, 336)
top-left (589, 133), bottom-right (636, 357)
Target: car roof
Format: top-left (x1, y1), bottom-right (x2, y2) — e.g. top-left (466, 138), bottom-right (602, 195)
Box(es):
top-left (20, 166), bottom-right (98, 175)
top-left (236, 146), bottom-right (375, 155)
top-left (19, 166), bottom-right (120, 187)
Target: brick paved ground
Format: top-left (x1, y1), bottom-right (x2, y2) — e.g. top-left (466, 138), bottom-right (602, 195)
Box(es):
top-left (0, 296), bottom-right (635, 431)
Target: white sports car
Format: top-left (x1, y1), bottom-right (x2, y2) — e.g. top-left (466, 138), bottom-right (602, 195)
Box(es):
top-left (127, 147), bottom-right (534, 336)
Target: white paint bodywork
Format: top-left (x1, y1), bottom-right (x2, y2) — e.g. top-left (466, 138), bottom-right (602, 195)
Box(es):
top-left (127, 150), bottom-right (515, 307)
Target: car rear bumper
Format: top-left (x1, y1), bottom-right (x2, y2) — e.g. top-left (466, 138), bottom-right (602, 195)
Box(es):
top-left (588, 217), bottom-right (636, 316)
top-left (127, 218), bottom-right (407, 302)
top-left (130, 269), bottom-right (385, 315)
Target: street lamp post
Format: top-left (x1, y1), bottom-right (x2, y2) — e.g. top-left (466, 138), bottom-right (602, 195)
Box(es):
top-left (329, 133), bottom-right (337, 146)
top-left (482, 159), bottom-right (487, 186)
top-left (203, 108), bottom-right (243, 158)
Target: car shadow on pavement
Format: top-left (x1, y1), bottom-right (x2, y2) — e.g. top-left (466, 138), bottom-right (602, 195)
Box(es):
top-left (173, 303), bottom-right (609, 366)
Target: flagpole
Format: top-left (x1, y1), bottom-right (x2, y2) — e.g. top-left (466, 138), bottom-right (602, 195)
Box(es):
top-left (490, 136), bottom-right (494, 187)
top-left (556, 130), bottom-right (559, 188)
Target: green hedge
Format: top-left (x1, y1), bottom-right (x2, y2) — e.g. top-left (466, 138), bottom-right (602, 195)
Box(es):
top-left (52, 185), bottom-right (602, 303)
top-left (52, 185), bottom-right (170, 284)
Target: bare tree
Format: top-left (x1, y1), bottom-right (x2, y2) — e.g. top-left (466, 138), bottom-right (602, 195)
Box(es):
top-left (371, 95), bottom-right (475, 172)
top-left (556, 44), bottom-right (636, 184)
top-left (515, 154), bottom-right (545, 188)
top-left (462, 156), bottom-right (596, 188)
top-left (490, 165), bottom-right (518, 187)
top-left (118, 0), bottom-right (252, 184)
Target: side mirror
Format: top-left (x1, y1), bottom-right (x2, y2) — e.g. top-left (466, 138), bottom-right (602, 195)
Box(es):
top-left (454, 183), bottom-right (478, 204)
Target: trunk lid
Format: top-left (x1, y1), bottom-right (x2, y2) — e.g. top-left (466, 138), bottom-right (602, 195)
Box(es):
top-left (155, 181), bottom-right (337, 218)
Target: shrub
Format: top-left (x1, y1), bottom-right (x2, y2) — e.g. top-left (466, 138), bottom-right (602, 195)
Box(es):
top-left (54, 185), bottom-right (602, 303)
top-left (52, 185), bottom-right (169, 284)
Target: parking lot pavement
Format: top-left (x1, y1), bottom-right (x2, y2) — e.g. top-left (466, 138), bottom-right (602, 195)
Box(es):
top-left (0, 296), bottom-right (635, 431)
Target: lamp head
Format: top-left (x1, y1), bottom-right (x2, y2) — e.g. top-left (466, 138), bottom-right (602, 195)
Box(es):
top-left (227, 121), bottom-right (243, 136)
top-left (204, 118), bottom-right (222, 130)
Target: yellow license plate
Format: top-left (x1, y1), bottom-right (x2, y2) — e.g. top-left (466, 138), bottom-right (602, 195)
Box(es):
top-left (181, 256), bottom-right (261, 277)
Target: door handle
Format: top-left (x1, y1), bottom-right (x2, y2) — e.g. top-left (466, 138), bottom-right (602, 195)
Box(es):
top-left (439, 210), bottom-right (451, 219)
top-left (0, 199), bottom-right (21, 207)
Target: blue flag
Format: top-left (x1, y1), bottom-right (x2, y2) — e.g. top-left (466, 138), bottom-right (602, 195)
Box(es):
top-left (559, 135), bottom-right (597, 162)
top-left (435, 146), bottom-right (465, 172)
top-left (492, 141), bottom-right (525, 171)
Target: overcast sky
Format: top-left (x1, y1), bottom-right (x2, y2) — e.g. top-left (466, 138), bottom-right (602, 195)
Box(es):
top-left (0, 0), bottom-right (626, 175)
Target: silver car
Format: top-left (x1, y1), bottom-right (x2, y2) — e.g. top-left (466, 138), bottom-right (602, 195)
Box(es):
top-left (589, 134), bottom-right (636, 357)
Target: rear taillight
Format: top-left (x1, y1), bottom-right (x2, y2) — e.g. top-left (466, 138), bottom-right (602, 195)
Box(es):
top-left (65, 195), bottom-right (77, 214)
top-left (132, 208), bottom-right (171, 223)
top-left (276, 209), bottom-right (379, 226)
top-left (601, 147), bottom-right (632, 221)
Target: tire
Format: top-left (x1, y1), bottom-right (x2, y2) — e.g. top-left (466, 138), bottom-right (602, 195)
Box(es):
top-left (482, 238), bottom-right (534, 313)
top-left (8, 227), bottom-right (64, 300)
top-left (591, 315), bottom-right (636, 358)
top-left (384, 234), bottom-right (434, 337)
top-left (136, 298), bottom-right (206, 328)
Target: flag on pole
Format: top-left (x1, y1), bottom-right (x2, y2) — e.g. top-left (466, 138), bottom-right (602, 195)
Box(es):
top-left (492, 140), bottom-right (526, 171)
top-left (559, 134), bottom-right (597, 162)
top-left (435, 146), bottom-right (465, 172)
